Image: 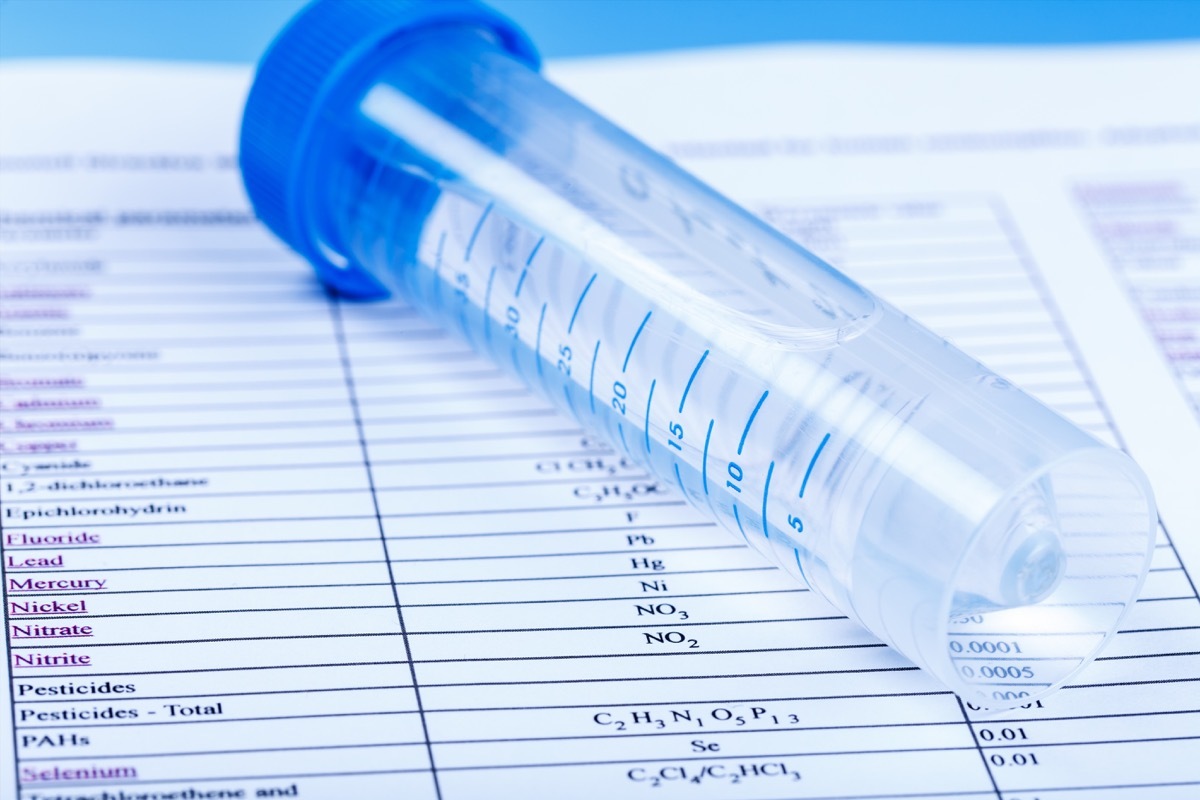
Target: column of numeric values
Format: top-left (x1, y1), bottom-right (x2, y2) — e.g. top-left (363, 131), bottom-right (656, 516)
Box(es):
top-left (0, 232), bottom-right (438, 797)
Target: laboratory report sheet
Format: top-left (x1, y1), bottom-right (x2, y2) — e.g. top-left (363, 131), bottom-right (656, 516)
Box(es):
top-left (0, 42), bottom-right (1198, 800)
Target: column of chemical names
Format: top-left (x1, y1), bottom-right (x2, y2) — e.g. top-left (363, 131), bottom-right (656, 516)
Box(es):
top-left (0, 208), bottom-right (439, 797)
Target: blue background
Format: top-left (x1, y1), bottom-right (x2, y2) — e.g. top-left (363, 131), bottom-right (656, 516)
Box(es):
top-left (1, 0), bottom-right (1199, 63)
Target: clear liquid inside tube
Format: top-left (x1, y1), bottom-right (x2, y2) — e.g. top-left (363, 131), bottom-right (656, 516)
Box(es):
top-left (293, 25), bottom-right (1156, 709)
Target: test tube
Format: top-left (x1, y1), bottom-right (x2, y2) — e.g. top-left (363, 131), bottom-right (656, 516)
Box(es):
top-left (239, 0), bottom-right (1157, 709)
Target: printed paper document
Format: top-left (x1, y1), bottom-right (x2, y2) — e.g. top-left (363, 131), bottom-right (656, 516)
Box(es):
top-left (1, 44), bottom-right (1198, 798)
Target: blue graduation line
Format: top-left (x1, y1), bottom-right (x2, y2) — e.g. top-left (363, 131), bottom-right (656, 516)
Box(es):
top-left (643, 379), bottom-right (656, 454)
top-left (761, 460), bottom-right (775, 540)
top-left (794, 547), bottom-right (809, 585)
top-left (482, 265), bottom-right (497, 344)
top-left (534, 302), bottom-right (547, 377)
top-left (588, 339), bottom-right (601, 414)
top-left (525, 235), bottom-right (545, 266)
top-left (799, 432), bottom-right (831, 498)
top-left (622, 311), bottom-right (652, 373)
top-left (464, 201), bottom-right (493, 262)
top-left (701, 419), bottom-right (714, 496)
top-left (568, 273), bottom-right (597, 334)
top-left (737, 390), bottom-right (769, 456)
top-left (678, 349), bottom-right (709, 413)
top-left (433, 231), bottom-right (447, 311)
top-left (673, 462), bottom-right (686, 495)
top-left (514, 235), bottom-right (543, 297)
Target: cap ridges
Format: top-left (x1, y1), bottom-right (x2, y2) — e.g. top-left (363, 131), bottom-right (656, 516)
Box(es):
top-left (239, 0), bottom-right (538, 293)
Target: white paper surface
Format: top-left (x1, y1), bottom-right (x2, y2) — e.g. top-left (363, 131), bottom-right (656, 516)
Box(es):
top-left (1, 45), bottom-right (1198, 798)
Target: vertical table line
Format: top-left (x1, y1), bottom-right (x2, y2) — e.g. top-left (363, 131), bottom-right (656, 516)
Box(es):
top-left (329, 298), bottom-right (443, 799)
top-left (0, 478), bottom-right (22, 798)
top-left (955, 696), bottom-right (1004, 800)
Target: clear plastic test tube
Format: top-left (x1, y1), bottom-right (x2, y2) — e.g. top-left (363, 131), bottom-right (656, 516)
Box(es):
top-left (239, 0), bottom-right (1157, 709)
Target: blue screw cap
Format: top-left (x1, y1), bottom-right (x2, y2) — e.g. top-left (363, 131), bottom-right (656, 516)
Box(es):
top-left (239, 0), bottom-right (538, 296)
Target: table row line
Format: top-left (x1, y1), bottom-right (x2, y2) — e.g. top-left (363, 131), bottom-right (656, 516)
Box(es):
top-left (8, 636), bottom-right (1198, 693)
top-left (13, 737), bottom-right (1200, 796)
